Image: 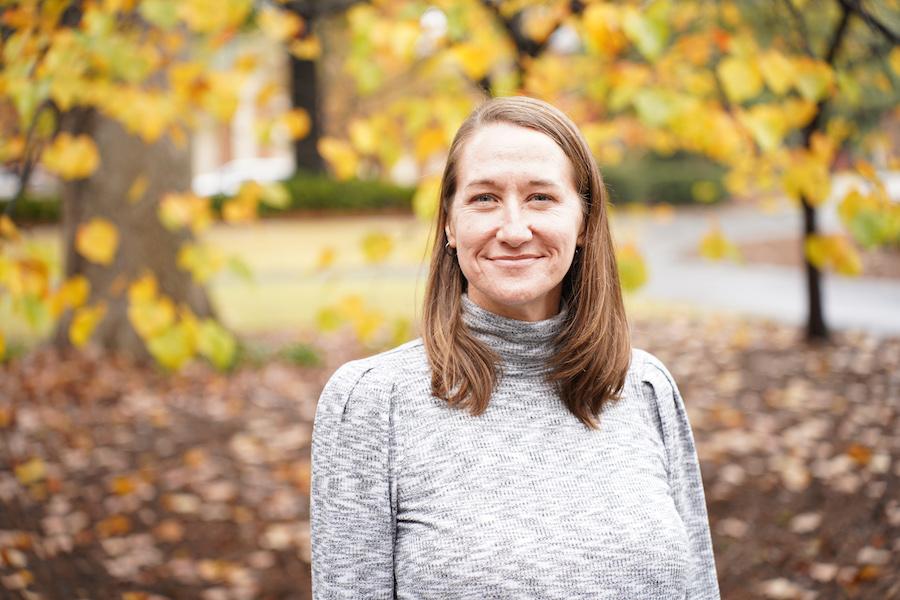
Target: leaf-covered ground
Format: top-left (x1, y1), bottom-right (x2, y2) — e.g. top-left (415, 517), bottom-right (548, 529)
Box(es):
top-left (2, 317), bottom-right (899, 600)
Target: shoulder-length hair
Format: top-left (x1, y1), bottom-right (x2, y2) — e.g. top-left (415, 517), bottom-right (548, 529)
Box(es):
top-left (421, 96), bottom-right (630, 428)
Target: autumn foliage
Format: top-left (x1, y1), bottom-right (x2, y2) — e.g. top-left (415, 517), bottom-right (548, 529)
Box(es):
top-left (1, 0), bottom-right (899, 363)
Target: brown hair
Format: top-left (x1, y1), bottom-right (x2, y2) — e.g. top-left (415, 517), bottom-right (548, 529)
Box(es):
top-left (421, 96), bottom-right (631, 428)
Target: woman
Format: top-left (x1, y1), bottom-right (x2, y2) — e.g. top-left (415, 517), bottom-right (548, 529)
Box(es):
top-left (310, 96), bottom-right (719, 599)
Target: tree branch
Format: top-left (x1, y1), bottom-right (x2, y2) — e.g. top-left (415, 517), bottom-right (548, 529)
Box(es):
top-left (281, 0), bottom-right (369, 21)
top-left (778, 0), bottom-right (813, 55)
top-left (837, 0), bottom-right (900, 45)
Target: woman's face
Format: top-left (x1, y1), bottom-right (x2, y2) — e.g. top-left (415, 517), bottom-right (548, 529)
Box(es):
top-left (445, 122), bottom-right (585, 322)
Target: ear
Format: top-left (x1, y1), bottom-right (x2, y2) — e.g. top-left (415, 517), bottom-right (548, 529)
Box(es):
top-left (445, 218), bottom-right (456, 248)
top-left (576, 212), bottom-right (586, 247)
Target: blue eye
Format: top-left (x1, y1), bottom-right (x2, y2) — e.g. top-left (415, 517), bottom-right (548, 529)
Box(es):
top-left (532, 194), bottom-right (553, 202)
top-left (472, 194), bottom-right (493, 203)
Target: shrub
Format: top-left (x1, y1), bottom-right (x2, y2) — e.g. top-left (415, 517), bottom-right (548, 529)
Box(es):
top-left (601, 153), bottom-right (727, 206)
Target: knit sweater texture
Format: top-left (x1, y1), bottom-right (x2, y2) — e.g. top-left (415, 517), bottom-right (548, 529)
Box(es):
top-left (310, 297), bottom-right (720, 599)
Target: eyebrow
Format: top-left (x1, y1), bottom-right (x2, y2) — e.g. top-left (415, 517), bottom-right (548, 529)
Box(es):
top-left (464, 178), bottom-right (560, 189)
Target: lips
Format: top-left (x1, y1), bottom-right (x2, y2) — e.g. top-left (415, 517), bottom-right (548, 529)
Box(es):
top-left (489, 254), bottom-right (541, 267)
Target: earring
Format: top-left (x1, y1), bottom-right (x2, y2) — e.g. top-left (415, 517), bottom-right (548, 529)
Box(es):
top-left (444, 242), bottom-right (457, 257)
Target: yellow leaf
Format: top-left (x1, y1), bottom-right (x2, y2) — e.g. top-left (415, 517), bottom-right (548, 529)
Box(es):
top-left (146, 322), bottom-right (194, 370)
top-left (691, 181), bottom-right (720, 203)
top-left (412, 176), bottom-right (441, 222)
top-left (318, 137), bottom-right (359, 181)
top-left (804, 233), bottom-right (861, 276)
top-left (621, 5), bottom-right (670, 62)
top-left (615, 243), bottom-right (648, 292)
top-left (717, 56), bottom-right (763, 104)
top-left (127, 174), bottom-right (149, 204)
top-left (0, 135), bottom-right (26, 163)
top-left (699, 221), bottom-right (742, 262)
top-left (361, 232), bottom-right (393, 263)
top-left (414, 127), bottom-right (446, 162)
top-left (200, 72), bottom-right (243, 122)
top-left (69, 301), bottom-right (107, 348)
top-left (41, 133), bottom-right (100, 180)
top-left (738, 104), bottom-right (789, 154)
top-left (891, 47), bottom-right (900, 77)
top-left (855, 159), bottom-right (877, 181)
top-left (794, 57), bottom-right (834, 103)
top-left (0, 329), bottom-right (5, 360)
top-left (522, 5), bottom-right (560, 45)
top-left (14, 457), bottom-right (46, 484)
top-left (195, 319), bottom-right (236, 370)
top-left (288, 35), bottom-right (321, 60)
top-left (781, 97), bottom-right (818, 130)
top-left (260, 183), bottom-right (291, 210)
top-left (348, 118), bottom-right (379, 155)
top-left (178, 0), bottom-right (252, 33)
top-left (783, 150), bottom-right (831, 206)
top-left (158, 192), bottom-right (212, 233)
top-left (53, 274), bottom-right (91, 317)
top-left (127, 272), bottom-right (159, 303)
top-left (128, 295), bottom-right (176, 339)
top-left (257, 6), bottom-right (304, 42)
top-left (582, 3), bottom-right (628, 58)
top-left (222, 196), bottom-right (258, 223)
top-left (280, 108), bottom-right (311, 140)
top-left (12, 259), bottom-right (50, 298)
top-left (452, 42), bottom-right (494, 82)
top-left (316, 247), bottom-right (336, 270)
top-left (75, 217), bottom-right (119, 266)
top-left (0, 215), bottom-right (20, 241)
top-left (176, 242), bottom-right (224, 283)
top-left (757, 49), bottom-right (795, 96)
top-left (255, 81), bottom-right (282, 108)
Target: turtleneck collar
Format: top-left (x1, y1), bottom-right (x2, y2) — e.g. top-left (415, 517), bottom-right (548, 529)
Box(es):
top-left (461, 295), bottom-right (566, 374)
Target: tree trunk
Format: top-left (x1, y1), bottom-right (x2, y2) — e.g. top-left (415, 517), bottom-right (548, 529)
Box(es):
top-left (54, 110), bottom-right (214, 360)
top-left (290, 56), bottom-right (325, 172)
top-left (802, 198), bottom-right (829, 342)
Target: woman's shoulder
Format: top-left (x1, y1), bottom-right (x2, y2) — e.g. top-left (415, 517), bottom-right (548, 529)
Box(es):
top-left (629, 348), bottom-right (676, 388)
top-left (320, 338), bottom-right (428, 403)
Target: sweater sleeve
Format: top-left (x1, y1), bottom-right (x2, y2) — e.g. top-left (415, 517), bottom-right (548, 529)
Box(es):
top-left (641, 352), bottom-right (720, 600)
top-left (310, 361), bottom-right (397, 599)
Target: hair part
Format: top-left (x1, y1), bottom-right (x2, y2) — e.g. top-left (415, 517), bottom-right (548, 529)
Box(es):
top-left (422, 96), bottom-right (631, 428)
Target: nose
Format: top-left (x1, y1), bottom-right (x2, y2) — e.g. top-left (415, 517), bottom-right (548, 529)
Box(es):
top-left (496, 204), bottom-right (532, 247)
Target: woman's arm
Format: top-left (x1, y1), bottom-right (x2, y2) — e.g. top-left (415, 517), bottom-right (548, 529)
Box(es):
top-left (642, 354), bottom-right (721, 600)
top-left (310, 361), bottom-right (397, 599)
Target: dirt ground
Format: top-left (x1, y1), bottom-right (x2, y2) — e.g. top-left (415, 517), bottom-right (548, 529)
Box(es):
top-left (1, 314), bottom-right (899, 599)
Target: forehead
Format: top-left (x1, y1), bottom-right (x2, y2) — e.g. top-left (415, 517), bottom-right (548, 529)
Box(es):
top-left (456, 123), bottom-right (575, 185)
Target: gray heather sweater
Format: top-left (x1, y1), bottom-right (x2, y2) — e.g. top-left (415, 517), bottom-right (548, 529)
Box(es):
top-left (311, 298), bottom-right (720, 599)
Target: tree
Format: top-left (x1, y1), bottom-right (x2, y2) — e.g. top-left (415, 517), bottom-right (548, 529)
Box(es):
top-left (278, 0), bottom-right (369, 172)
top-left (0, 0), bottom-right (293, 366)
top-left (317, 0), bottom-right (900, 342)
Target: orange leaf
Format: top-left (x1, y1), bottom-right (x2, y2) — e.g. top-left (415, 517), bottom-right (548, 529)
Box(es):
top-left (75, 218), bottom-right (119, 266)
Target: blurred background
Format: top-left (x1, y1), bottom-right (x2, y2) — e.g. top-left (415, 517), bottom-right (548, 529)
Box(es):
top-left (1, 1), bottom-right (899, 598)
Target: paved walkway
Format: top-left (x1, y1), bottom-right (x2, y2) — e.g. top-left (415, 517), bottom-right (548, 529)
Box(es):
top-left (622, 203), bottom-right (900, 337)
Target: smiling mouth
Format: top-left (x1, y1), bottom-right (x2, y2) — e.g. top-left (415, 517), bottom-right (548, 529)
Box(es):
top-left (490, 255), bottom-right (541, 267)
